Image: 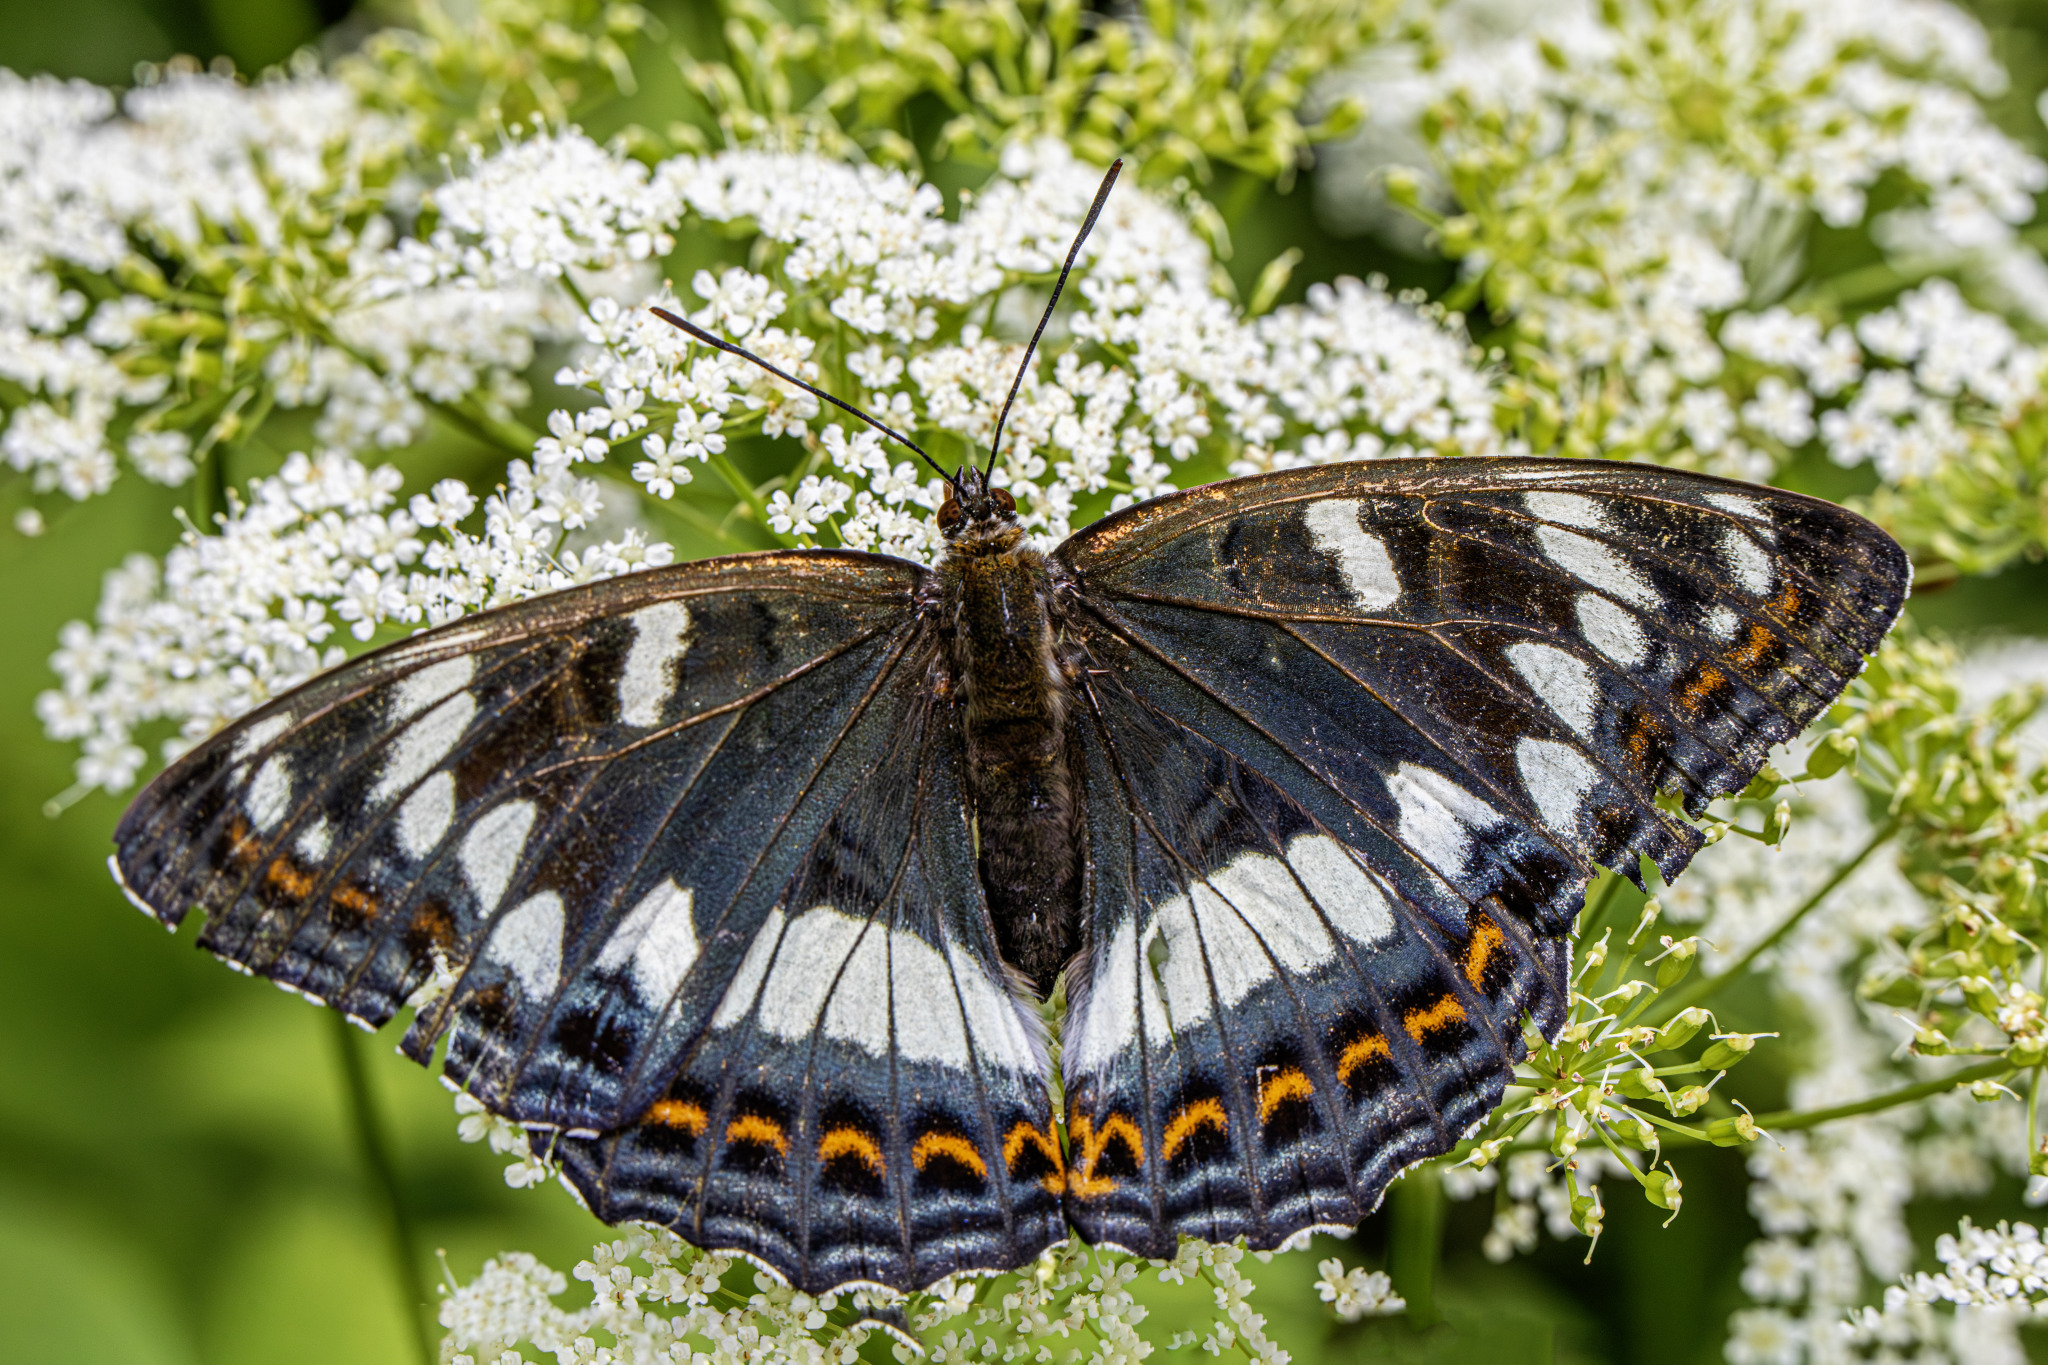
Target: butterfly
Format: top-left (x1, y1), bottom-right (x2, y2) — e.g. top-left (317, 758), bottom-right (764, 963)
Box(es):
top-left (111, 162), bottom-right (1911, 1295)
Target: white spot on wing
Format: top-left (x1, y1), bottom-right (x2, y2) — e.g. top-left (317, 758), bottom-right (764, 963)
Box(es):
top-left (1507, 641), bottom-right (1596, 739)
top-left (1286, 833), bottom-right (1395, 946)
top-left (1704, 491), bottom-right (1769, 522)
top-left (370, 691), bottom-right (477, 804)
top-left (711, 907), bottom-right (784, 1029)
top-left (1721, 525), bottom-right (1775, 596)
top-left (396, 771), bottom-right (456, 858)
top-left (1516, 737), bottom-right (1597, 834)
top-left (485, 891), bottom-right (564, 1000)
top-left (1302, 499), bottom-right (1400, 610)
top-left (249, 755), bottom-right (292, 832)
top-left (1141, 895), bottom-right (1219, 1029)
top-left (460, 799), bottom-right (536, 915)
top-left (1534, 525), bottom-right (1660, 611)
top-left (1202, 852), bottom-right (1336, 974)
top-left (618, 601), bottom-right (692, 727)
top-left (756, 906), bottom-right (870, 1045)
top-left (1704, 603), bottom-right (1740, 642)
top-left (1387, 763), bottom-right (1504, 877)
top-left (945, 932), bottom-right (1045, 1075)
top-left (1066, 913), bottom-right (1169, 1075)
top-left (817, 918), bottom-right (891, 1056)
top-left (596, 879), bottom-right (699, 1005)
top-left (888, 929), bottom-right (970, 1068)
top-left (234, 714), bottom-right (292, 760)
top-left (1576, 593), bottom-right (1647, 667)
top-left (1523, 491), bottom-right (1610, 532)
top-left (391, 657), bottom-right (476, 721)
top-left (296, 816), bottom-right (332, 863)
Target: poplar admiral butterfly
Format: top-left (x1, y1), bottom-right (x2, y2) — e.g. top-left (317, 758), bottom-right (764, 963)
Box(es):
top-left (111, 162), bottom-right (1910, 1293)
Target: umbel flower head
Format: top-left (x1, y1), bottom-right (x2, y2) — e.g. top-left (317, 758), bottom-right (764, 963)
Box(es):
top-left (19, 1), bottom-right (2048, 1362)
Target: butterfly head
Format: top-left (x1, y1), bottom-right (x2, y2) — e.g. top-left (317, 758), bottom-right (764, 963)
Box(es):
top-left (936, 465), bottom-right (1021, 552)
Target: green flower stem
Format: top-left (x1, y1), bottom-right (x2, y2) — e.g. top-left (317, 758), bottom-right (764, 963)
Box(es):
top-left (1386, 1164), bottom-right (1445, 1328)
top-left (647, 492), bottom-right (748, 549)
top-left (1755, 1059), bottom-right (2013, 1132)
top-left (1645, 817), bottom-right (1899, 1023)
top-left (429, 397), bottom-right (542, 457)
top-left (708, 448), bottom-right (771, 524)
top-left (1794, 254), bottom-right (1956, 312)
top-left (328, 1011), bottom-right (434, 1365)
top-left (1655, 1059), bottom-right (2013, 1146)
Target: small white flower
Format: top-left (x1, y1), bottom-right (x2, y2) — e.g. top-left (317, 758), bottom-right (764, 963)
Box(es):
top-left (1315, 1259), bottom-right (1404, 1322)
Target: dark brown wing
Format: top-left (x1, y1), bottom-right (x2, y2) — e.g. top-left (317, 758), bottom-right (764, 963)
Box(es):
top-left (1050, 457), bottom-right (1908, 1255)
top-left (113, 550), bottom-right (1064, 1292)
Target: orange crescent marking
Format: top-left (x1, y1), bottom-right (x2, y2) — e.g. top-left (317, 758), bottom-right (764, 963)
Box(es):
top-left (819, 1126), bottom-right (886, 1176)
top-left (1162, 1098), bottom-right (1230, 1159)
top-left (1336, 1032), bottom-right (1391, 1082)
top-left (1067, 1112), bottom-right (1145, 1199)
top-left (331, 881), bottom-right (379, 921)
top-left (911, 1131), bottom-right (987, 1178)
top-left (1403, 995), bottom-right (1467, 1042)
top-left (1769, 583), bottom-right (1801, 619)
top-left (266, 859), bottom-right (314, 899)
top-left (644, 1099), bottom-right (708, 1134)
top-left (1464, 914), bottom-right (1507, 991)
top-left (225, 817), bottom-right (261, 868)
top-left (1679, 664), bottom-right (1728, 714)
top-left (725, 1113), bottom-right (789, 1155)
top-left (1732, 623), bottom-right (1776, 670)
top-left (1001, 1120), bottom-right (1066, 1195)
top-left (1256, 1069), bottom-right (1314, 1124)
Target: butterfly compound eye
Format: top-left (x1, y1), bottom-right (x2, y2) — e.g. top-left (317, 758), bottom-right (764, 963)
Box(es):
top-left (990, 487), bottom-right (1016, 514)
top-left (937, 497), bottom-right (962, 531)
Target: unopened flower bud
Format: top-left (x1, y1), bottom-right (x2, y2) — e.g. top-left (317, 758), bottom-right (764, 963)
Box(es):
top-left (1655, 1008), bottom-right (1710, 1053)
top-left (1705, 1111), bottom-right (1764, 1146)
top-left (1700, 1033), bottom-right (1770, 1071)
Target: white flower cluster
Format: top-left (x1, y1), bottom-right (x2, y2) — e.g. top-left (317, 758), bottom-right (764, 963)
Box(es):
top-left (438, 1232), bottom-right (852, 1365)
top-left (441, 1232), bottom-right (1304, 1365)
top-left (0, 62), bottom-right (581, 522)
top-left (1837, 1218), bottom-right (2045, 1365)
top-left (1722, 285), bottom-right (2044, 485)
top-left (410, 130), bottom-right (1503, 559)
top-left (38, 446), bottom-right (670, 795)
top-left (1656, 695), bottom-right (2042, 1362)
top-left (1325, 0), bottom-right (2048, 501)
top-left (1313, 1258), bottom-right (1404, 1322)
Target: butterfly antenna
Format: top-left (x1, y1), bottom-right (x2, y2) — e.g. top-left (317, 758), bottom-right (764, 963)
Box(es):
top-left (986, 158), bottom-right (1122, 479)
top-left (648, 308), bottom-right (954, 488)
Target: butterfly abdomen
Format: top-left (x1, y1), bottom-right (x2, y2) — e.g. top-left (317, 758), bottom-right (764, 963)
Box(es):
top-left (941, 532), bottom-right (1080, 995)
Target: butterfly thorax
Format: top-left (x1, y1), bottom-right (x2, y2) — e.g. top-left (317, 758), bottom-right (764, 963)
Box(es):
top-left (937, 517), bottom-right (1081, 996)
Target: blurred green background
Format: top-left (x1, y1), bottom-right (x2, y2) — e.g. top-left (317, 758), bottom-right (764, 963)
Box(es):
top-left (7, 2), bottom-right (2048, 1362)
